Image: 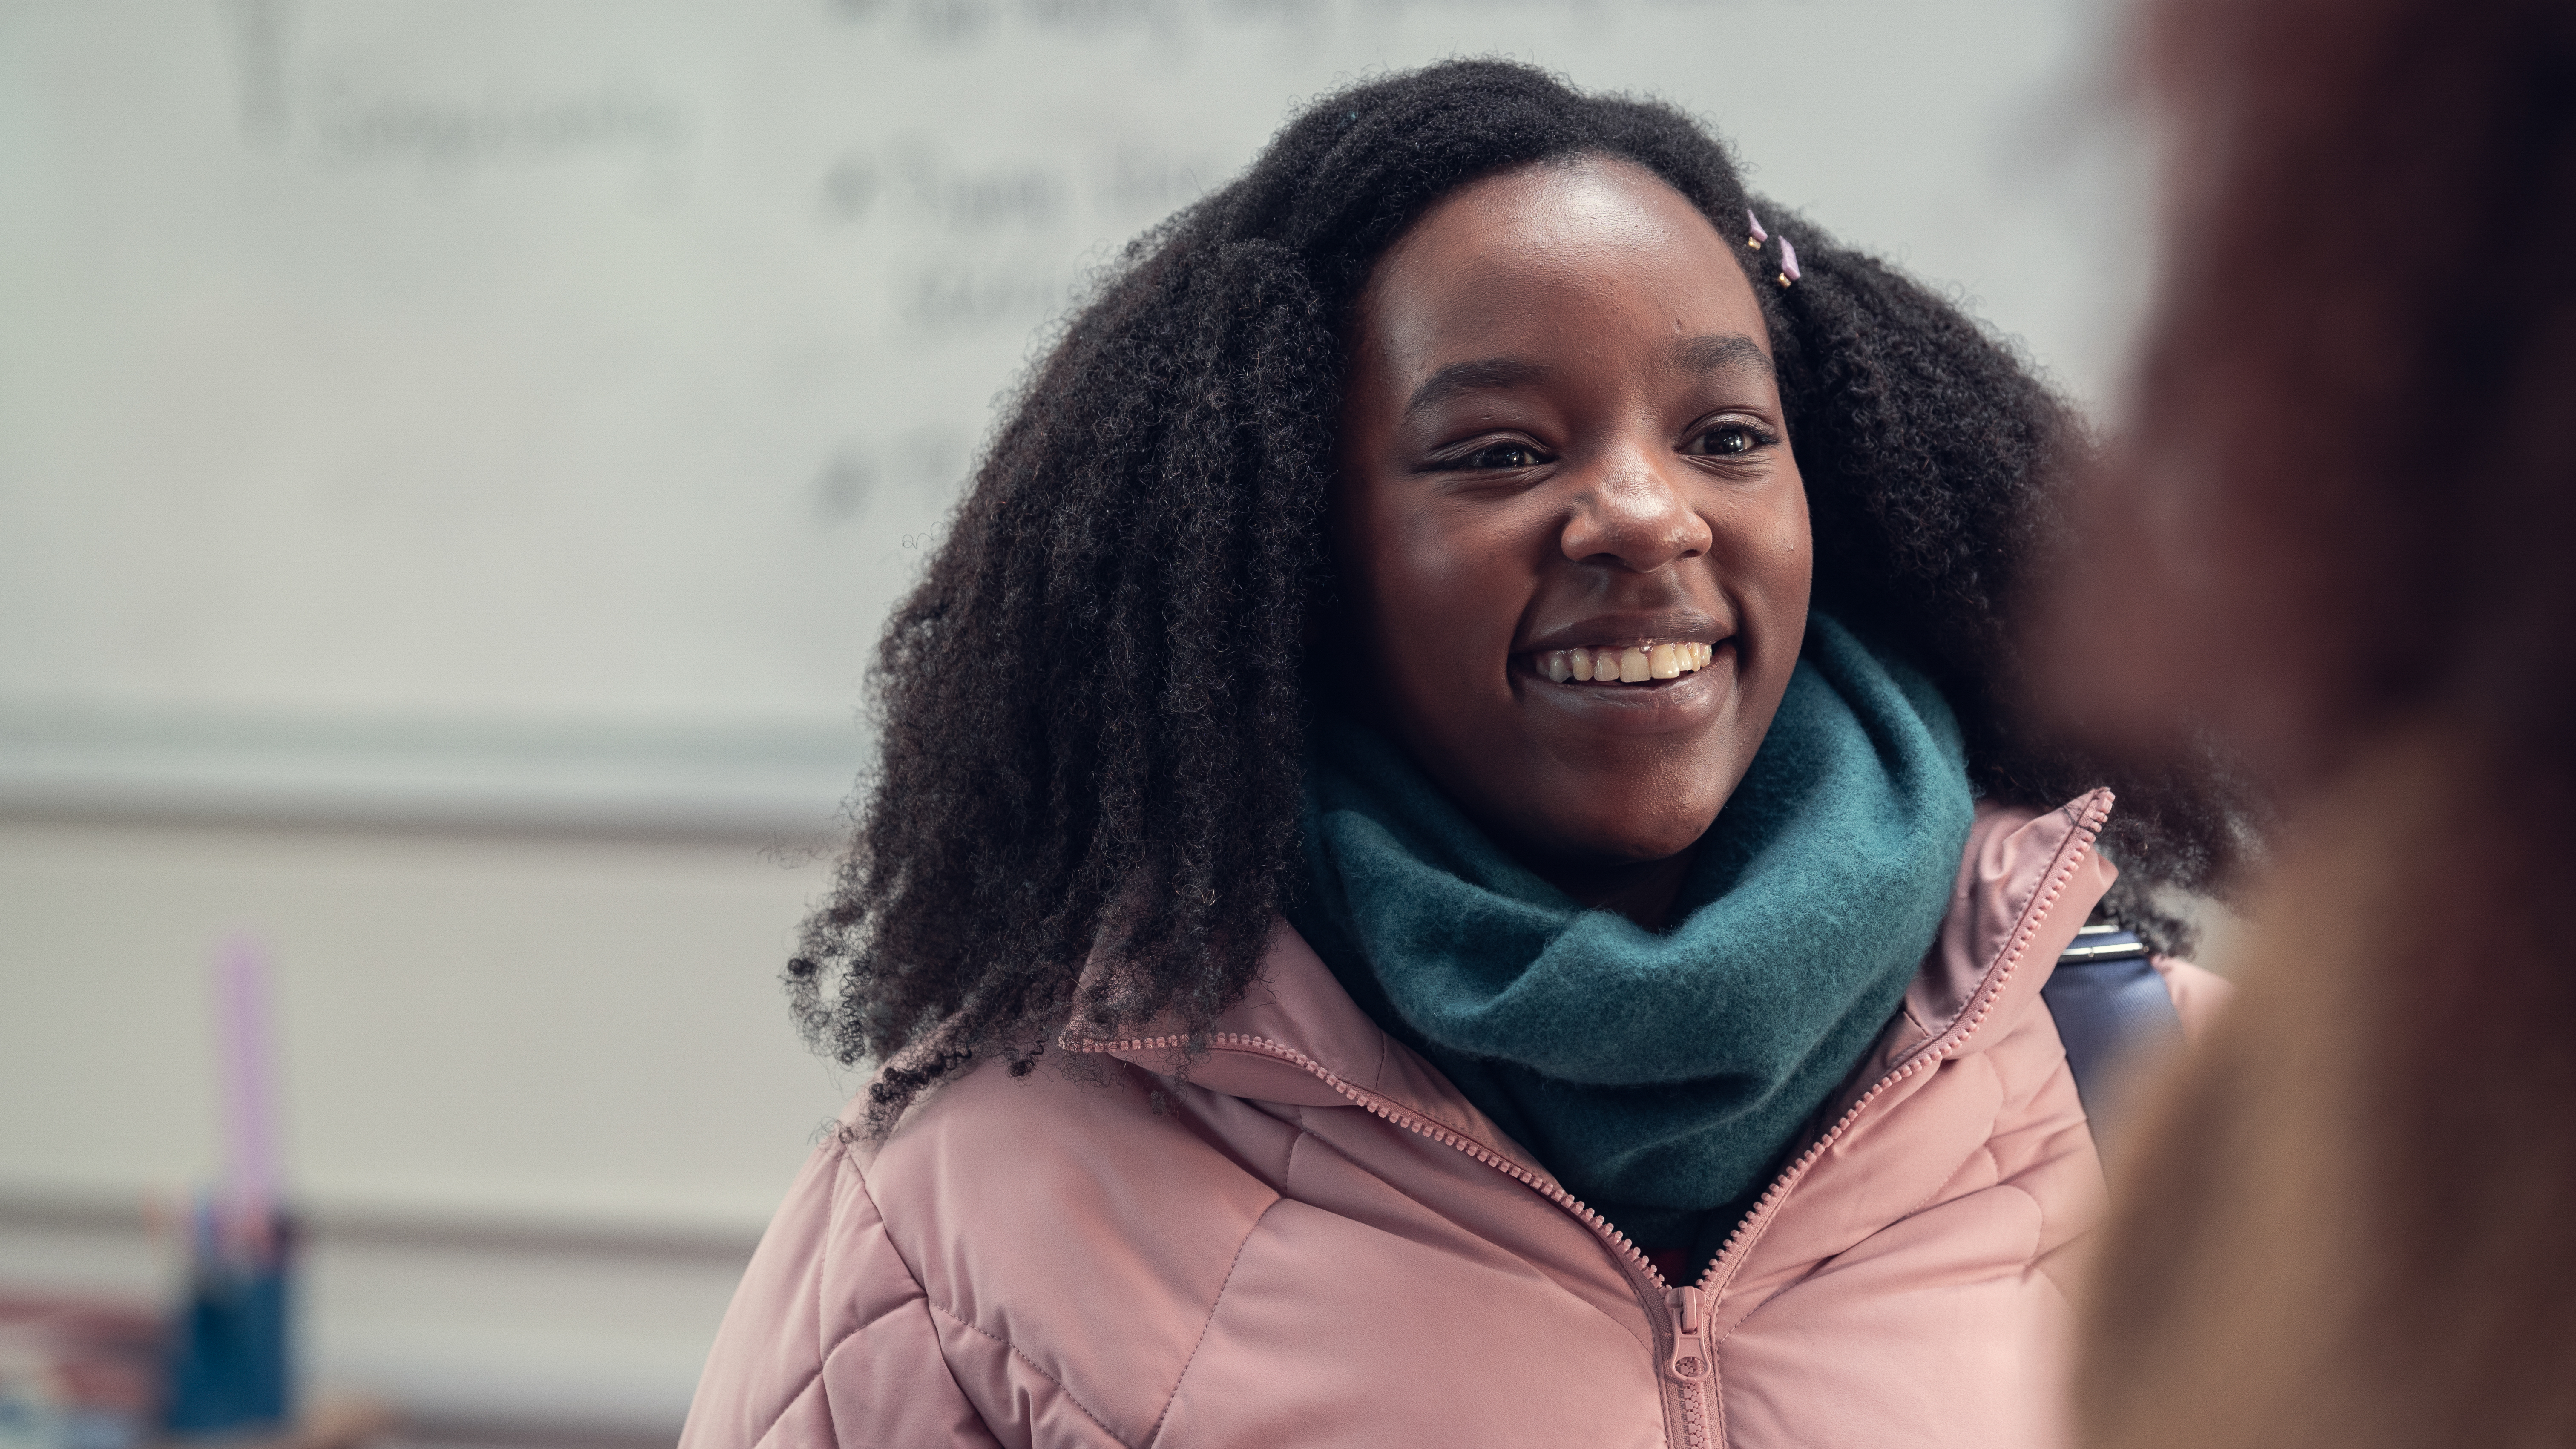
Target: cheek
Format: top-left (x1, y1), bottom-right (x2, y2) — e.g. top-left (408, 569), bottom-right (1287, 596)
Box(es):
top-left (1708, 481), bottom-right (1813, 598)
top-left (1334, 492), bottom-right (1468, 698)
top-left (1361, 500), bottom-right (1524, 635)
top-left (1347, 501), bottom-right (1537, 758)
top-left (1388, 511), bottom-right (1490, 604)
top-left (1329, 479), bottom-right (1413, 628)
top-left (1755, 482), bottom-right (1814, 601)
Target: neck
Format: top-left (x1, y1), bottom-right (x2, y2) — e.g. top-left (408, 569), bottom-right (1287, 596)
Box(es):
top-left (1529, 846), bottom-right (1698, 931)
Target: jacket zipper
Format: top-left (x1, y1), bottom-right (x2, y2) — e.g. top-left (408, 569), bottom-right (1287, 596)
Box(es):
top-left (1688, 798), bottom-right (2107, 1308)
top-left (1068, 1026), bottom-right (1710, 1442)
top-left (1067, 794), bottom-right (2108, 1449)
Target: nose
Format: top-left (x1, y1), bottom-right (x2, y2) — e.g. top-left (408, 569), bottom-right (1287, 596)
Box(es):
top-left (1558, 444), bottom-right (1713, 571)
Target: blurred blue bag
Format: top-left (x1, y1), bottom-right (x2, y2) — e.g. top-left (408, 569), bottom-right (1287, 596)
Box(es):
top-left (162, 1213), bottom-right (293, 1438)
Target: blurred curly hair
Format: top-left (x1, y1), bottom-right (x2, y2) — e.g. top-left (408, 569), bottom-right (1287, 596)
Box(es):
top-left (789, 59), bottom-right (2251, 1130)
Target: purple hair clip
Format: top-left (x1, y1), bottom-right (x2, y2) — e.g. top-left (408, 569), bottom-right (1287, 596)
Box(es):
top-left (1777, 235), bottom-right (1801, 288)
top-left (1745, 209), bottom-right (1768, 250)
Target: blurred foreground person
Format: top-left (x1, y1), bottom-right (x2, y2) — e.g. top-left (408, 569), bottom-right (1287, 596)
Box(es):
top-left (2070, 1), bottom-right (2576, 1446)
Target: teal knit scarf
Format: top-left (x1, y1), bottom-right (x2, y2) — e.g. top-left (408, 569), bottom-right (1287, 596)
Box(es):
top-left (1288, 615), bottom-right (1975, 1266)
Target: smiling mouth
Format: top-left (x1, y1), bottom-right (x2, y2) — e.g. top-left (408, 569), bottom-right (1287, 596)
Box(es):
top-left (1524, 639), bottom-right (1720, 685)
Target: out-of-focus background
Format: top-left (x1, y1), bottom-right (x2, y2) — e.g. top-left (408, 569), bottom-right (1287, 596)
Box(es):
top-left (0, 0), bottom-right (2148, 1443)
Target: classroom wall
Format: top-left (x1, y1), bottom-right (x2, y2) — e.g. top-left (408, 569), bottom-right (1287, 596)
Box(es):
top-left (0, 816), bottom-right (848, 1433)
top-left (0, 0), bottom-right (2148, 1435)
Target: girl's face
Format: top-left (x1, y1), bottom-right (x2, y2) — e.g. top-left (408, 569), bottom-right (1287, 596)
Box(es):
top-left (1334, 157), bottom-right (1811, 877)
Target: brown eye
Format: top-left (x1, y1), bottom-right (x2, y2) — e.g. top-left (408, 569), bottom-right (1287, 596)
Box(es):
top-left (1460, 441), bottom-right (1545, 469)
top-left (1695, 425), bottom-right (1757, 457)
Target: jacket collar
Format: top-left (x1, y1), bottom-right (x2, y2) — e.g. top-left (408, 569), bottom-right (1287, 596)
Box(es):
top-left (1063, 791), bottom-right (2118, 1173)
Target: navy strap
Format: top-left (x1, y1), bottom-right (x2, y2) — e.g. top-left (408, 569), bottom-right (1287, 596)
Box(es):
top-left (2041, 924), bottom-right (2183, 1138)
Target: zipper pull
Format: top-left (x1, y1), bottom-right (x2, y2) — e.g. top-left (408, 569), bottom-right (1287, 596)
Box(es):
top-left (1665, 1284), bottom-right (1710, 1382)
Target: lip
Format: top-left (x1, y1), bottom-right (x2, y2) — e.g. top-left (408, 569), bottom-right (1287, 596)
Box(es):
top-left (1515, 607), bottom-right (1729, 655)
top-left (1508, 638), bottom-right (1740, 736)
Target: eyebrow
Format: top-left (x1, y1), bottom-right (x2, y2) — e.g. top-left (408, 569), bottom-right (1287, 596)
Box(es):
top-left (1402, 337), bottom-right (1774, 419)
top-left (1403, 357), bottom-right (1551, 418)
top-left (1674, 333), bottom-right (1775, 379)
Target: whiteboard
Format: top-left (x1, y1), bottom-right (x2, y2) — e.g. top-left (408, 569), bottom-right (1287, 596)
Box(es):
top-left (0, 0), bottom-right (2147, 832)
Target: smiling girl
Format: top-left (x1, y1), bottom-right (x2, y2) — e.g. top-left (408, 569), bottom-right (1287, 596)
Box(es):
top-left (684, 62), bottom-right (2239, 1449)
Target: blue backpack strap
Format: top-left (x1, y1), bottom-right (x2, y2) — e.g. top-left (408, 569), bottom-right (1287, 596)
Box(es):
top-left (2041, 923), bottom-right (2184, 1141)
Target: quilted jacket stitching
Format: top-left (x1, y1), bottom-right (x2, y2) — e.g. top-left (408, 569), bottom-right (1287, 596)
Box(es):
top-left (817, 1150), bottom-right (841, 1372)
top-left (926, 1297), bottom-right (1130, 1446)
top-left (733, 1154), bottom-right (869, 1447)
top-left (1997, 1180), bottom-right (2050, 1271)
top-left (745, 1153), bottom-right (1009, 1448)
top-left (1275, 1115), bottom-right (1659, 1355)
top-left (818, 1316), bottom-right (996, 1448)
top-left (747, 1373), bottom-right (826, 1449)
top-left (1896, 1058), bottom-right (2006, 1221)
top-left (1143, 1196), bottom-right (1283, 1447)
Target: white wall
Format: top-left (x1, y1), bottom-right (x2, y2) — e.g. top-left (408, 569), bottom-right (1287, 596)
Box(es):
top-left (0, 0), bottom-right (2149, 827)
top-left (0, 820), bottom-right (848, 1227)
top-left (0, 0), bottom-right (2148, 1434)
top-left (0, 817), bottom-right (848, 1433)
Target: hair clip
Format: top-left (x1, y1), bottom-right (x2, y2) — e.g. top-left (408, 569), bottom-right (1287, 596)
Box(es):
top-left (1776, 235), bottom-right (1801, 288)
top-left (1745, 209), bottom-right (1767, 251)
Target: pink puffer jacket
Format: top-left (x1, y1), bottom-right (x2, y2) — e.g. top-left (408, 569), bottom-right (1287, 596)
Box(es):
top-left (683, 792), bottom-right (2225, 1449)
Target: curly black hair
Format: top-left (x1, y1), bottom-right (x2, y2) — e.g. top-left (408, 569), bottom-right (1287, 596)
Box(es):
top-left (790, 59), bottom-right (2249, 1129)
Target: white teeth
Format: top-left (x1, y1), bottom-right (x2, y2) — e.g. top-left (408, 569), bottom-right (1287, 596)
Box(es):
top-left (1527, 641), bottom-right (1715, 686)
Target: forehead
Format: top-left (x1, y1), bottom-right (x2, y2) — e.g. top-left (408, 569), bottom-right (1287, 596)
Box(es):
top-left (1356, 158), bottom-right (1762, 360)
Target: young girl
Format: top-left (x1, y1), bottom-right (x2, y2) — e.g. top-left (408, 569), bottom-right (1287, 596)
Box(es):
top-left (684, 61), bottom-right (2237, 1449)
